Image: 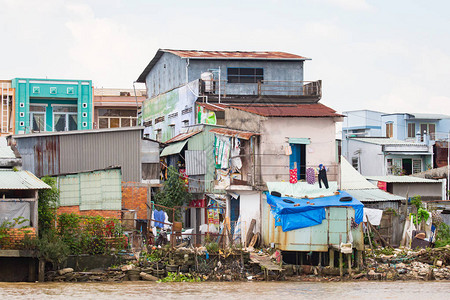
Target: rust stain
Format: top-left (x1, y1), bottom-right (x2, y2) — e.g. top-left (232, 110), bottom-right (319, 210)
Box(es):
top-left (163, 49), bottom-right (309, 60)
top-left (209, 128), bottom-right (259, 140)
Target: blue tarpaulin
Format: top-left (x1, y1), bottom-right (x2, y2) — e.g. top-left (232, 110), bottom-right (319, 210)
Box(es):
top-left (267, 191), bottom-right (364, 232)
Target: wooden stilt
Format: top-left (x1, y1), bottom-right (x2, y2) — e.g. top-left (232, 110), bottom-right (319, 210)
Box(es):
top-left (329, 248), bottom-right (335, 268)
top-left (28, 258), bottom-right (36, 282)
top-left (356, 250), bottom-right (362, 270)
top-left (38, 259), bottom-right (45, 282)
top-left (319, 252), bottom-right (322, 267)
top-left (339, 252), bottom-right (343, 278)
top-left (347, 253), bottom-right (352, 276)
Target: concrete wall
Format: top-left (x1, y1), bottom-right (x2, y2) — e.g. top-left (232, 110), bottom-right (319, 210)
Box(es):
top-left (260, 117), bottom-right (337, 182)
top-left (392, 182), bottom-right (444, 201)
top-left (381, 114), bottom-right (408, 140)
top-left (346, 140), bottom-right (384, 176)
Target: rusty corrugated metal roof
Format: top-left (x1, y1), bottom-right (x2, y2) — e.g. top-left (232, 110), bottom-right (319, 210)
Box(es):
top-left (229, 103), bottom-right (343, 118)
top-left (163, 49), bottom-right (309, 60)
top-left (164, 130), bottom-right (202, 144)
top-left (210, 128), bottom-right (259, 140)
top-left (197, 102), bottom-right (226, 111)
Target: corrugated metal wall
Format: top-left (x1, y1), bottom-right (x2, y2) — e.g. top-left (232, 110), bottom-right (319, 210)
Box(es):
top-left (15, 129), bottom-right (144, 182)
top-left (15, 136), bottom-right (61, 178)
top-left (185, 150), bottom-right (206, 175)
top-left (59, 130), bottom-right (141, 182)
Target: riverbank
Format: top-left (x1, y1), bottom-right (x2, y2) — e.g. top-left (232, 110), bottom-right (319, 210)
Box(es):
top-left (43, 245), bottom-right (450, 283)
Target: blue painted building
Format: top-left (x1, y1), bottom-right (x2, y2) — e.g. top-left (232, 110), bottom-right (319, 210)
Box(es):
top-left (12, 78), bottom-right (93, 134)
top-left (342, 110), bottom-right (450, 171)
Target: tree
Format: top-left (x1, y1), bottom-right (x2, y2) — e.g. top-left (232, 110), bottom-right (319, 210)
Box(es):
top-left (38, 176), bottom-right (59, 237)
top-left (155, 166), bottom-right (192, 221)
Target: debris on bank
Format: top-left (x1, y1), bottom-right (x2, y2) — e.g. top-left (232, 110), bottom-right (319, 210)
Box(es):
top-left (45, 245), bottom-right (450, 282)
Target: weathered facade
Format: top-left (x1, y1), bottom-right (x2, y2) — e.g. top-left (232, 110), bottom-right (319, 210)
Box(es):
top-left (93, 88), bottom-right (145, 129)
top-left (9, 127), bottom-right (160, 183)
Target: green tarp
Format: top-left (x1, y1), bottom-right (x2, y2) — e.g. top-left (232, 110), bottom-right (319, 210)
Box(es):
top-left (160, 140), bottom-right (188, 157)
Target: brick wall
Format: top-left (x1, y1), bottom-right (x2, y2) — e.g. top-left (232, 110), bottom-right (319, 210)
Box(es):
top-left (0, 228), bottom-right (36, 250)
top-left (121, 182), bottom-right (149, 220)
top-left (56, 206), bottom-right (121, 219)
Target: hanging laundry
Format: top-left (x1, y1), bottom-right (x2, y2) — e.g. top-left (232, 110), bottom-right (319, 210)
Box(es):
top-left (306, 168), bottom-right (315, 184)
top-left (289, 168), bottom-right (298, 184)
top-left (317, 164), bottom-right (329, 189)
top-left (153, 209), bottom-right (165, 228)
top-left (231, 137), bottom-right (242, 171)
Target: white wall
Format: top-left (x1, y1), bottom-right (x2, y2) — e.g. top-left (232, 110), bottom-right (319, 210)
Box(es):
top-left (238, 190), bottom-right (261, 244)
top-left (260, 117), bottom-right (339, 182)
top-left (346, 140), bottom-right (385, 176)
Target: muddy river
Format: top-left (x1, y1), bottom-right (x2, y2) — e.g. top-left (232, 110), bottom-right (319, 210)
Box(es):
top-left (0, 281), bottom-right (449, 299)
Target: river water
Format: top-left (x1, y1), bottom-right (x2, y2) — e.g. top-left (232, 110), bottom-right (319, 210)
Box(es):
top-left (0, 281), bottom-right (449, 299)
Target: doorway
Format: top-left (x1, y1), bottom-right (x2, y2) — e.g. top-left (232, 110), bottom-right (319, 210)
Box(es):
top-left (402, 158), bottom-right (412, 175)
top-left (289, 143), bottom-right (306, 180)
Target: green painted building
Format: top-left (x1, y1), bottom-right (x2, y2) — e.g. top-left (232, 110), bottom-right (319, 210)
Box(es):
top-left (12, 78), bottom-right (93, 134)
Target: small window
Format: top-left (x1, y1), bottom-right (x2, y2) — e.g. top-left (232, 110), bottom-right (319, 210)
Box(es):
top-left (407, 123), bottom-right (415, 138)
top-left (82, 103), bottom-right (88, 108)
top-left (227, 68), bottom-right (264, 83)
top-left (20, 103), bottom-right (25, 107)
top-left (155, 129), bottom-right (162, 141)
top-left (386, 123), bottom-right (393, 138)
top-left (182, 120), bottom-right (189, 127)
top-left (82, 112), bottom-right (87, 117)
top-left (352, 157), bottom-right (359, 171)
top-left (20, 112), bottom-right (24, 117)
top-left (82, 122), bottom-right (87, 127)
top-left (20, 121), bottom-right (24, 126)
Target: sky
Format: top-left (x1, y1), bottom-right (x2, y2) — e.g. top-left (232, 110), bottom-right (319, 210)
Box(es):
top-left (1, 0), bottom-right (449, 114)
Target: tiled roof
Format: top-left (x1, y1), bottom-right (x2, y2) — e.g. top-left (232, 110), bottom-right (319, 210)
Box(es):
top-left (210, 128), bottom-right (259, 140)
top-left (163, 49), bottom-right (309, 60)
top-left (229, 103), bottom-right (342, 117)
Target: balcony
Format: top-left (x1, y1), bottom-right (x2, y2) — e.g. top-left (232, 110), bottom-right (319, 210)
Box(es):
top-left (199, 79), bottom-right (322, 103)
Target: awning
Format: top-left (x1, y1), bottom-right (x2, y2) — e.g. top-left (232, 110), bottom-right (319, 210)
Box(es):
top-left (160, 140), bottom-right (187, 157)
top-left (288, 137), bottom-right (311, 145)
top-left (385, 152), bottom-right (432, 155)
top-left (210, 128), bottom-right (259, 140)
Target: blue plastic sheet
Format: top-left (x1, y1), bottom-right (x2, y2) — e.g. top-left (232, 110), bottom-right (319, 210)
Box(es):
top-left (267, 191), bottom-right (364, 232)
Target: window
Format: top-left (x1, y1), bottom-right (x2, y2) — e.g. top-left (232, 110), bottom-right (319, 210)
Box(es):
top-left (352, 157), bottom-right (359, 171)
top-left (386, 123), bottom-right (393, 138)
top-left (53, 105), bottom-right (77, 132)
top-left (30, 105), bottom-right (46, 132)
top-left (98, 109), bottom-right (137, 129)
top-left (169, 124), bottom-right (175, 138)
top-left (227, 68), bottom-right (263, 83)
top-left (408, 123), bottom-right (416, 138)
top-left (155, 129), bottom-right (162, 142)
top-left (182, 120), bottom-right (189, 127)
top-left (413, 159), bottom-right (421, 174)
top-left (420, 123), bottom-right (436, 141)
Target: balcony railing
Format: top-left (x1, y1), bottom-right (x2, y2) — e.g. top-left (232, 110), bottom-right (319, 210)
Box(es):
top-left (199, 79), bottom-right (322, 98)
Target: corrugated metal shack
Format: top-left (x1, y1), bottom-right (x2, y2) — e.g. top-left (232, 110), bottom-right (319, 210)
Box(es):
top-left (8, 127), bottom-right (161, 183)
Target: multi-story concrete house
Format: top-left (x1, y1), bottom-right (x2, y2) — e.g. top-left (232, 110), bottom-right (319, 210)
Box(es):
top-left (343, 110), bottom-right (450, 172)
top-left (137, 49), bottom-right (342, 244)
top-left (12, 78), bottom-right (93, 134)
